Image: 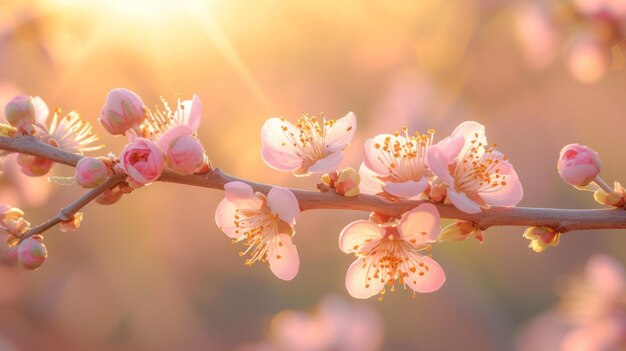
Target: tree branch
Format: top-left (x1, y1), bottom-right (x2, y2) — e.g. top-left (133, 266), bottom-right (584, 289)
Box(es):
top-left (2, 135), bottom-right (626, 234)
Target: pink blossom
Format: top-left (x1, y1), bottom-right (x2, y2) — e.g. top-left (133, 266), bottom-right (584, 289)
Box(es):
top-left (75, 157), bottom-right (111, 188)
top-left (141, 95), bottom-right (202, 141)
top-left (360, 127), bottom-right (434, 199)
top-left (426, 121), bottom-right (523, 214)
top-left (215, 181), bottom-right (300, 281)
top-left (119, 138), bottom-right (165, 187)
top-left (16, 154), bottom-right (53, 177)
top-left (99, 88), bottom-right (147, 136)
top-left (339, 203), bottom-right (445, 299)
top-left (261, 112), bottom-right (356, 176)
top-left (157, 125), bottom-right (206, 174)
top-left (4, 95), bottom-right (36, 132)
top-left (17, 236), bottom-right (47, 270)
top-left (558, 143), bottom-right (601, 187)
top-left (567, 36), bottom-right (610, 83)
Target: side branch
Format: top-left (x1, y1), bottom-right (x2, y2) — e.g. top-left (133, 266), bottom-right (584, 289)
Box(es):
top-left (2, 136), bottom-right (626, 233)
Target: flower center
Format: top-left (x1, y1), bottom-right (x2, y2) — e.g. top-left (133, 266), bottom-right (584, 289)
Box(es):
top-left (373, 127), bottom-right (434, 182)
top-left (453, 134), bottom-right (508, 194)
top-left (232, 209), bottom-right (280, 266)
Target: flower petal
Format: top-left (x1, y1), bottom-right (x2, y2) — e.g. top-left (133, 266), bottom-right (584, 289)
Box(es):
top-left (398, 203), bottom-right (441, 246)
top-left (261, 146), bottom-right (302, 171)
top-left (32, 96), bottom-right (49, 125)
top-left (324, 111), bottom-right (356, 152)
top-left (363, 134), bottom-right (405, 176)
top-left (451, 121), bottom-right (487, 159)
top-left (180, 95), bottom-right (202, 132)
top-left (214, 198), bottom-right (239, 238)
top-left (447, 189), bottom-right (482, 214)
top-left (267, 187), bottom-right (299, 224)
top-left (269, 234), bottom-right (300, 281)
top-left (426, 145), bottom-right (455, 185)
top-left (308, 151), bottom-right (343, 174)
top-left (480, 167), bottom-right (524, 207)
top-left (339, 220), bottom-right (383, 253)
top-left (224, 181), bottom-right (263, 209)
top-left (358, 163), bottom-right (383, 195)
top-left (382, 179), bottom-right (428, 199)
top-left (157, 124), bottom-right (193, 153)
top-left (261, 118), bottom-right (304, 171)
top-left (405, 256), bottom-right (446, 293)
top-left (345, 258), bottom-right (385, 299)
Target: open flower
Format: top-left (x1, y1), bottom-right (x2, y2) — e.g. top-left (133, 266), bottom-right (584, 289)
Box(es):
top-left (426, 121), bottom-right (523, 214)
top-left (119, 138), bottom-right (165, 187)
top-left (339, 203), bottom-right (445, 299)
top-left (360, 127), bottom-right (434, 199)
top-left (261, 112), bottom-right (356, 176)
top-left (215, 181), bottom-right (300, 281)
top-left (141, 94), bottom-right (202, 141)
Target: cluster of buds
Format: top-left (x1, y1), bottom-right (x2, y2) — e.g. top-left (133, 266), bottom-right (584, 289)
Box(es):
top-left (0, 205), bottom-right (46, 270)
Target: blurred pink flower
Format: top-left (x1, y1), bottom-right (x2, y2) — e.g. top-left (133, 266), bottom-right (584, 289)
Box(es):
top-left (515, 4), bottom-right (559, 69)
top-left (4, 95), bottom-right (36, 132)
top-left (426, 121), bottom-right (523, 214)
top-left (567, 36), bottom-right (611, 83)
top-left (16, 153), bottom-right (53, 177)
top-left (360, 128), bottom-right (434, 199)
top-left (261, 112), bottom-right (356, 176)
top-left (215, 181), bottom-right (300, 281)
top-left (119, 138), bottom-right (165, 187)
top-left (16, 235), bottom-right (47, 270)
top-left (339, 203), bottom-right (445, 299)
top-left (99, 88), bottom-right (148, 136)
top-left (557, 143), bottom-right (601, 187)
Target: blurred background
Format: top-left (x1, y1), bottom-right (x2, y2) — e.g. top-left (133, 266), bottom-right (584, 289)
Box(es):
top-left (0, 0), bottom-right (625, 350)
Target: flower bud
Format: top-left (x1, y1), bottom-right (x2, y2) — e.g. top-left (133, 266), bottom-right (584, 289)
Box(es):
top-left (17, 154), bottom-right (53, 177)
top-left (4, 95), bottom-right (35, 131)
top-left (60, 212), bottom-right (83, 232)
top-left (322, 168), bottom-right (360, 197)
top-left (166, 135), bottom-right (206, 174)
top-left (438, 220), bottom-right (484, 243)
top-left (99, 88), bottom-right (147, 135)
top-left (557, 144), bottom-right (601, 186)
top-left (593, 181), bottom-right (626, 207)
top-left (429, 182), bottom-right (447, 202)
top-left (523, 226), bottom-right (560, 253)
top-left (96, 187), bottom-right (124, 205)
top-left (0, 204), bottom-right (30, 236)
top-left (119, 138), bottom-right (164, 187)
top-left (17, 236), bottom-right (47, 270)
top-left (75, 157), bottom-right (111, 188)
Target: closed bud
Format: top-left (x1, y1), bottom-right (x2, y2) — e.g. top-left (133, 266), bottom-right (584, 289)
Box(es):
top-left (335, 168), bottom-right (360, 197)
top-left (17, 236), bottom-right (47, 270)
top-left (429, 182), bottom-right (447, 202)
top-left (4, 95), bottom-right (35, 132)
top-left (557, 144), bottom-right (601, 187)
top-left (438, 220), bottom-right (484, 243)
top-left (523, 226), bottom-right (560, 253)
top-left (60, 212), bottom-right (83, 232)
top-left (166, 135), bottom-right (206, 174)
top-left (99, 88), bottom-right (147, 135)
top-left (75, 157), bottom-right (111, 188)
top-left (17, 154), bottom-right (53, 177)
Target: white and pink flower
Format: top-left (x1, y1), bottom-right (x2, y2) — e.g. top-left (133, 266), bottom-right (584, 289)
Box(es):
top-left (339, 203), bottom-right (445, 299)
top-left (426, 121), bottom-right (523, 214)
top-left (359, 128), bottom-right (434, 199)
top-left (215, 181), bottom-right (300, 281)
top-left (119, 138), bottom-right (165, 187)
top-left (261, 112), bottom-right (356, 176)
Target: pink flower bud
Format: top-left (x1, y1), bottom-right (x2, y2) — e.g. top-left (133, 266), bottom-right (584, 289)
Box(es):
top-left (17, 154), bottom-right (53, 177)
top-left (438, 220), bottom-right (483, 243)
top-left (75, 157), bottom-right (110, 188)
top-left (99, 88), bottom-right (147, 135)
top-left (558, 144), bottom-right (601, 186)
top-left (335, 168), bottom-right (360, 197)
top-left (17, 236), bottom-right (47, 270)
top-left (4, 95), bottom-right (35, 131)
top-left (166, 135), bottom-right (206, 174)
top-left (120, 138), bottom-right (164, 186)
top-left (523, 227), bottom-right (560, 253)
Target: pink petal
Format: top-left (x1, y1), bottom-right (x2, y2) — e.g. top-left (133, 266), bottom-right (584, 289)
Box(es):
top-left (447, 189), bottom-right (482, 214)
top-left (345, 258), bottom-right (385, 299)
top-left (267, 187), bottom-right (299, 225)
top-left (451, 121), bottom-right (487, 159)
top-left (479, 168), bottom-right (524, 207)
top-left (382, 179), bottom-right (428, 199)
top-left (339, 220), bottom-right (383, 253)
top-left (437, 134), bottom-right (465, 160)
top-left (261, 146), bottom-right (303, 171)
top-left (214, 198), bottom-right (240, 238)
top-left (308, 151), bottom-right (343, 174)
top-left (358, 163), bottom-right (383, 195)
top-left (269, 234), bottom-right (299, 281)
top-left (405, 256), bottom-right (446, 293)
top-left (398, 203), bottom-right (440, 246)
top-left (224, 181), bottom-right (263, 209)
top-left (261, 118), bottom-right (301, 155)
top-left (182, 95), bottom-right (202, 132)
top-left (32, 96), bottom-right (49, 125)
top-left (157, 124), bottom-right (193, 153)
top-left (426, 146), bottom-right (455, 185)
top-left (363, 135), bottom-right (403, 176)
top-left (324, 111), bottom-right (356, 152)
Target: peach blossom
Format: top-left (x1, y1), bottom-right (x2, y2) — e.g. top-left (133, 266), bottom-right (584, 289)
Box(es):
top-left (261, 112), bottom-right (356, 176)
top-left (119, 138), bottom-right (165, 187)
top-left (16, 154), bottom-right (53, 177)
top-left (157, 125), bottom-right (206, 174)
top-left (0, 204), bottom-right (29, 236)
top-left (75, 157), bottom-right (110, 188)
top-left (558, 143), bottom-right (601, 187)
top-left (426, 121), bottom-right (523, 214)
top-left (339, 203), bottom-right (445, 299)
top-left (99, 88), bottom-right (147, 136)
top-left (17, 236), bottom-right (47, 270)
top-left (4, 95), bottom-right (35, 132)
top-left (141, 95), bottom-right (202, 141)
top-left (215, 181), bottom-right (300, 281)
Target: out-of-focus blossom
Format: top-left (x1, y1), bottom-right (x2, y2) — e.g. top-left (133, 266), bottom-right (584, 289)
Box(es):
top-left (95, 185), bottom-right (125, 205)
top-left (0, 204), bottom-right (29, 236)
top-left (0, 154), bottom-right (52, 207)
top-left (321, 167), bottom-right (360, 197)
top-left (99, 88), bottom-right (148, 136)
top-left (215, 181), bottom-right (300, 281)
top-left (515, 4), bottom-right (560, 69)
top-left (4, 95), bottom-right (36, 133)
top-left (242, 295), bottom-right (384, 351)
top-left (16, 153), bottom-right (53, 177)
top-left (438, 220), bottom-right (484, 243)
top-left (119, 138), bottom-right (165, 187)
top-left (558, 143), bottom-right (602, 187)
top-left (523, 226), bottom-right (560, 253)
top-left (261, 112), bottom-right (356, 176)
top-left (360, 127), bottom-right (433, 199)
top-left (16, 235), bottom-right (46, 270)
top-left (573, 0), bottom-right (626, 18)
top-left (75, 157), bottom-right (111, 188)
top-left (516, 255), bottom-right (626, 351)
top-left (567, 36), bottom-right (611, 83)
top-left (427, 121), bottom-right (523, 214)
top-left (339, 203), bottom-right (444, 299)
top-left (59, 212), bottom-right (83, 232)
